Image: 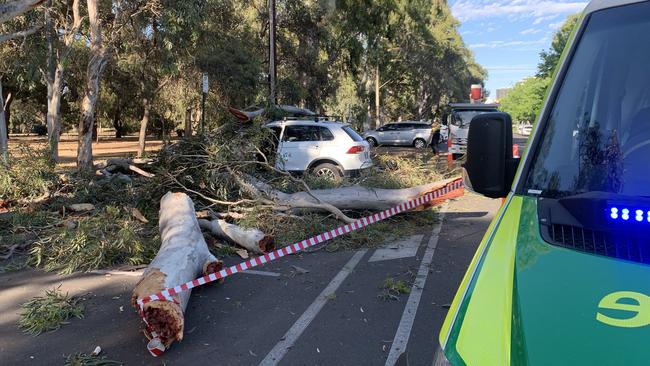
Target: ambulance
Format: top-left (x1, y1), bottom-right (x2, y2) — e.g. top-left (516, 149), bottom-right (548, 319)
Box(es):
top-left (436, 1), bottom-right (650, 364)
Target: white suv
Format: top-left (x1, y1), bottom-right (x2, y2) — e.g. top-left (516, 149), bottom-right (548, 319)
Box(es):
top-left (265, 120), bottom-right (373, 179)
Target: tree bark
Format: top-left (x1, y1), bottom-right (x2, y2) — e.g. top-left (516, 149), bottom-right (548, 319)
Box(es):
top-left (77, 0), bottom-right (108, 171)
top-left (137, 96), bottom-right (150, 157)
top-left (184, 108), bottom-right (191, 138)
top-left (47, 63), bottom-right (63, 162)
top-left (0, 0), bottom-right (45, 24)
top-left (44, 0), bottom-right (80, 163)
top-left (3, 89), bottom-right (11, 140)
top-left (241, 175), bottom-right (460, 221)
top-left (198, 218), bottom-right (275, 254)
top-left (132, 192), bottom-right (222, 347)
top-left (0, 80), bottom-right (8, 163)
top-left (112, 104), bottom-right (122, 138)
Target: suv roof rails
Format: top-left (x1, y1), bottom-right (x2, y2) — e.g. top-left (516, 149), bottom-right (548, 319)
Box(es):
top-left (279, 115), bottom-right (343, 123)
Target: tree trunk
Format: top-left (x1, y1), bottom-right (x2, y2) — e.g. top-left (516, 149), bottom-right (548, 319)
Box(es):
top-left (184, 108), bottom-right (191, 138)
top-left (112, 104), bottom-right (122, 138)
top-left (47, 63), bottom-right (63, 162)
top-left (4, 90), bottom-right (13, 137)
top-left (132, 192), bottom-right (222, 348)
top-left (77, 0), bottom-right (107, 171)
top-left (241, 175), bottom-right (461, 222)
top-left (198, 218), bottom-right (274, 254)
top-left (137, 96), bottom-right (150, 157)
top-left (0, 80), bottom-right (8, 163)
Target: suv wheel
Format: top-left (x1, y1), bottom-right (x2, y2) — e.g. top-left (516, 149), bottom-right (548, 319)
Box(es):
top-left (366, 137), bottom-right (378, 147)
top-left (413, 138), bottom-right (426, 149)
top-left (311, 163), bottom-right (343, 182)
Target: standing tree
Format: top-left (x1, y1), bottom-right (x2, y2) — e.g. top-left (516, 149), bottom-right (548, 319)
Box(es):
top-left (0, 0), bottom-right (46, 163)
top-left (76, 0), bottom-right (107, 170)
top-left (537, 14), bottom-right (580, 78)
top-left (44, 0), bottom-right (81, 162)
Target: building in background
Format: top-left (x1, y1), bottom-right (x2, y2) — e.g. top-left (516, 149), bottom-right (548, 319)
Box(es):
top-left (496, 88), bottom-right (511, 102)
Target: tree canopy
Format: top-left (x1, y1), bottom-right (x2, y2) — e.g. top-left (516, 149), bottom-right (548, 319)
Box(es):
top-left (1, 0), bottom-right (485, 143)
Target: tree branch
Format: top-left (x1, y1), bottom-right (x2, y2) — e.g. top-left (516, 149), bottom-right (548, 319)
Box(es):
top-left (0, 24), bottom-right (42, 42)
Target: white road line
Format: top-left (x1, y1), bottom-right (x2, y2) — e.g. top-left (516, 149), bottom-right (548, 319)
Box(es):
top-left (384, 207), bottom-right (447, 366)
top-left (259, 249), bottom-right (368, 366)
top-left (239, 270), bottom-right (281, 277)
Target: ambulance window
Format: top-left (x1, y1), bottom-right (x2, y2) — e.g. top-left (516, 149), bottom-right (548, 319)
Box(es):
top-left (523, 2), bottom-right (650, 198)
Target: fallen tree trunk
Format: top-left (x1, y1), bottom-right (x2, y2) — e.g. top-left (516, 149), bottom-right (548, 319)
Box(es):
top-left (198, 218), bottom-right (275, 254)
top-left (240, 175), bottom-right (460, 219)
top-left (132, 192), bottom-right (222, 348)
top-left (105, 157), bottom-right (155, 177)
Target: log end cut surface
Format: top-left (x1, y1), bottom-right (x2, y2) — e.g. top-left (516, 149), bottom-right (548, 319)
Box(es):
top-left (259, 235), bottom-right (275, 253)
top-left (132, 268), bottom-right (184, 346)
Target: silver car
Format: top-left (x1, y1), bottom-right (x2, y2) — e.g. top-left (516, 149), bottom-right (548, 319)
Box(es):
top-left (363, 121), bottom-right (433, 149)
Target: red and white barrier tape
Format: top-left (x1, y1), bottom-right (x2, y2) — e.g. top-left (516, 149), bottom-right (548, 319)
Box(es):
top-left (136, 178), bottom-right (463, 356)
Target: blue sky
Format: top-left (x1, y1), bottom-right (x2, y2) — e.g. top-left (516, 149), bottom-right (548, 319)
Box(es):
top-left (449, 0), bottom-right (588, 99)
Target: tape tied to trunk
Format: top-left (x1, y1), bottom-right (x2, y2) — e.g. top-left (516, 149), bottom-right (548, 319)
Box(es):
top-left (136, 178), bottom-right (463, 356)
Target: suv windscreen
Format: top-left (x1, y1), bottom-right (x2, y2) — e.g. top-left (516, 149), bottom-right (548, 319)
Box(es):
top-left (523, 2), bottom-right (650, 198)
top-left (451, 110), bottom-right (497, 127)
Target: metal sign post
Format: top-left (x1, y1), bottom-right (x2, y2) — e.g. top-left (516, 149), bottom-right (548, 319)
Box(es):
top-left (201, 73), bottom-right (208, 133)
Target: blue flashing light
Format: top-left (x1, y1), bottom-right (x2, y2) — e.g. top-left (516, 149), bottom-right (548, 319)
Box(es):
top-left (636, 210), bottom-right (644, 222)
top-left (608, 207), bottom-right (650, 222)
top-left (621, 208), bottom-right (629, 221)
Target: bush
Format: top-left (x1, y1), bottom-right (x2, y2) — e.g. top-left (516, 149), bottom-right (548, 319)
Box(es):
top-left (0, 145), bottom-right (57, 202)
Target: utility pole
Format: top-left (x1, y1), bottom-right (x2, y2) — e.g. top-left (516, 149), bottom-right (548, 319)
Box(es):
top-left (269, 0), bottom-right (277, 105)
top-left (375, 65), bottom-right (380, 129)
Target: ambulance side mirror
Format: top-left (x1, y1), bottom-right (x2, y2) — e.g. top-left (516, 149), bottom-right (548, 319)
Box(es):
top-left (463, 112), bottom-right (519, 198)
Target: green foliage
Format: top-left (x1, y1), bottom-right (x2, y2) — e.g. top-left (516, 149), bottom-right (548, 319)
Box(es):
top-left (537, 14), bottom-right (581, 78)
top-left (0, 145), bottom-right (57, 201)
top-left (18, 288), bottom-right (84, 336)
top-left (64, 353), bottom-right (123, 366)
top-left (379, 277), bottom-right (411, 300)
top-left (361, 154), bottom-right (443, 189)
top-left (499, 77), bottom-right (550, 124)
top-left (28, 205), bottom-right (159, 274)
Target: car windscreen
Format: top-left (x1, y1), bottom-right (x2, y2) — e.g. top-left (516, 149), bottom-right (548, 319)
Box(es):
top-left (342, 126), bottom-right (364, 142)
top-left (523, 2), bottom-right (650, 198)
top-left (451, 110), bottom-right (497, 127)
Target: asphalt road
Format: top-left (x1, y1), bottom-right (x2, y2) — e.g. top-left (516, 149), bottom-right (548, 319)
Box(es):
top-left (0, 193), bottom-right (501, 366)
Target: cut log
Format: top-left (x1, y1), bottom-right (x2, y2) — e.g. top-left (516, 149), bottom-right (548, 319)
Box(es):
top-left (198, 218), bottom-right (275, 254)
top-left (106, 157), bottom-right (155, 178)
top-left (132, 192), bottom-right (222, 348)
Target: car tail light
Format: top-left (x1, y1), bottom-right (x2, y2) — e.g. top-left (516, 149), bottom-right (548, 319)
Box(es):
top-left (346, 145), bottom-right (365, 154)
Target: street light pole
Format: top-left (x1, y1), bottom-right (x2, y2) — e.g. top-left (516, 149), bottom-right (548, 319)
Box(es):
top-left (269, 0), bottom-right (277, 105)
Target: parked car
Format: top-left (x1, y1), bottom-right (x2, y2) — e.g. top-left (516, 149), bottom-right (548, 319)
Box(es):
top-left (516, 122), bottom-right (533, 136)
top-left (264, 119), bottom-right (372, 179)
top-left (436, 1), bottom-right (650, 365)
top-left (363, 121), bottom-right (433, 149)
